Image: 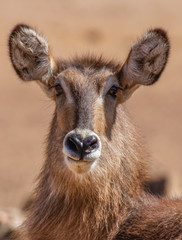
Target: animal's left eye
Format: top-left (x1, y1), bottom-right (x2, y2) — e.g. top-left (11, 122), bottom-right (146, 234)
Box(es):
top-left (107, 86), bottom-right (120, 98)
top-left (54, 84), bottom-right (64, 96)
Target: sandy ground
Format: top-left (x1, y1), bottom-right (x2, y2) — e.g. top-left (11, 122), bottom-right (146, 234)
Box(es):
top-left (0, 0), bottom-right (182, 208)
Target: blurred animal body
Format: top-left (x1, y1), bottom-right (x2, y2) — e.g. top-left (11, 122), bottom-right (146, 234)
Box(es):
top-left (8, 24), bottom-right (182, 239)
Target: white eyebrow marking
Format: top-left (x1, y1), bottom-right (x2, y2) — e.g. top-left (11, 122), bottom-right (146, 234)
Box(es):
top-left (96, 75), bottom-right (116, 105)
top-left (97, 96), bottom-right (103, 104)
top-left (100, 75), bottom-right (118, 97)
top-left (59, 76), bottom-right (74, 104)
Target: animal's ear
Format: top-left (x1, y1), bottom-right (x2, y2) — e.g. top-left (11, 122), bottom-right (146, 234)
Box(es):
top-left (9, 24), bottom-right (58, 95)
top-left (118, 29), bottom-right (170, 100)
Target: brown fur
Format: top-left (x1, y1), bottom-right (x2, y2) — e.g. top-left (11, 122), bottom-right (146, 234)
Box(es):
top-left (8, 24), bottom-right (182, 240)
top-left (115, 198), bottom-right (182, 239)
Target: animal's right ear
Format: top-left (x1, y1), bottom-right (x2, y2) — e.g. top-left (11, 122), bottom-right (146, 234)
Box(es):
top-left (9, 24), bottom-right (58, 96)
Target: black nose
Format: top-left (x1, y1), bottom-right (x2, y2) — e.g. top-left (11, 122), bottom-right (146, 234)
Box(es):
top-left (83, 135), bottom-right (98, 154)
top-left (66, 134), bottom-right (99, 160)
top-left (67, 134), bottom-right (83, 156)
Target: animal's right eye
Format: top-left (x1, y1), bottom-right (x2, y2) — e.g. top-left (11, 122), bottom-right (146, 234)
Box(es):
top-left (54, 84), bottom-right (64, 97)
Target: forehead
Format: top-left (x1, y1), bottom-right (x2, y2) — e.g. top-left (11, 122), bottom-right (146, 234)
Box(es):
top-left (56, 67), bottom-right (114, 90)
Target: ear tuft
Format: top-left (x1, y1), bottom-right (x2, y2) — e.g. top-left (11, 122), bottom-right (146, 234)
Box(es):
top-left (9, 24), bottom-right (57, 84)
top-left (147, 28), bottom-right (169, 43)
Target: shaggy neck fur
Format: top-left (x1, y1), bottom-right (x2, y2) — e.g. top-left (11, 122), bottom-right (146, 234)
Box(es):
top-left (23, 106), bottom-right (148, 240)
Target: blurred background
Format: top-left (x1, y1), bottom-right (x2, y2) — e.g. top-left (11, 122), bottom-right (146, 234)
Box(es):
top-left (0, 0), bottom-right (182, 209)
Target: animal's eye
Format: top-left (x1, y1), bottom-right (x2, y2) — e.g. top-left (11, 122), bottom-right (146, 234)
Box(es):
top-left (54, 84), bottom-right (64, 96)
top-left (107, 86), bottom-right (119, 98)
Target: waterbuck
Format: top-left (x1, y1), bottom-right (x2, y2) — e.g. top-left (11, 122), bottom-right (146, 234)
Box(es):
top-left (8, 24), bottom-right (182, 240)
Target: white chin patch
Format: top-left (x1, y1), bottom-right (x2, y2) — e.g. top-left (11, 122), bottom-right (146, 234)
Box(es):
top-left (64, 156), bottom-right (97, 174)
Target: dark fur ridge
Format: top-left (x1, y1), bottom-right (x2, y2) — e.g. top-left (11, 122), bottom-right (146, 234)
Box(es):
top-left (57, 55), bottom-right (122, 73)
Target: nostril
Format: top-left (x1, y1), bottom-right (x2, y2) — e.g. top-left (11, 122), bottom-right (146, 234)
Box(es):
top-left (64, 132), bottom-right (101, 161)
top-left (83, 136), bottom-right (99, 154)
top-left (67, 134), bottom-right (83, 154)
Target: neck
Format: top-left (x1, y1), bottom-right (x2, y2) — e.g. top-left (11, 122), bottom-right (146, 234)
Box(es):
top-left (26, 168), bottom-right (140, 240)
top-left (25, 109), bottom-right (147, 240)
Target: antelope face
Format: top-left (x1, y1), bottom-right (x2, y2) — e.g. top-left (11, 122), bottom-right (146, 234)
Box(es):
top-left (9, 24), bottom-right (170, 175)
top-left (52, 67), bottom-right (122, 174)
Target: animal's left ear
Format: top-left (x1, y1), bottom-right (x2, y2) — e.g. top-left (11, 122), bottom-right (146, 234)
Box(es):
top-left (118, 29), bottom-right (170, 100)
